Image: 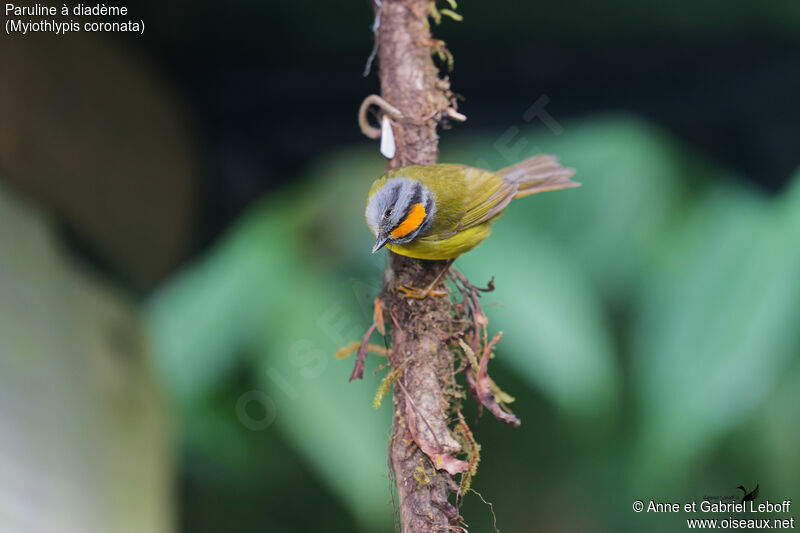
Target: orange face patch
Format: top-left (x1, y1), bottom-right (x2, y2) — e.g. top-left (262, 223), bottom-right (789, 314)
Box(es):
top-left (390, 203), bottom-right (426, 239)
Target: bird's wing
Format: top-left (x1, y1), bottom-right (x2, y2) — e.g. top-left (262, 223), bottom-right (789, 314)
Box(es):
top-left (750, 485), bottom-right (760, 500)
top-left (434, 165), bottom-right (516, 239)
top-left (460, 166), bottom-right (518, 227)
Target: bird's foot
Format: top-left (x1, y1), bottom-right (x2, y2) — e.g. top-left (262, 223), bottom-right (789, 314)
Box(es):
top-left (397, 284), bottom-right (448, 299)
top-left (397, 259), bottom-right (455, 299)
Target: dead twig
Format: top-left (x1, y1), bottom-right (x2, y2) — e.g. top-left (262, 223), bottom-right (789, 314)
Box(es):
top-left (476, 332), bottom-right (520, 427)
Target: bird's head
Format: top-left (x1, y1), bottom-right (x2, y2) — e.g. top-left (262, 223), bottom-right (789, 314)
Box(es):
top-left (366, 177), bottom-right (435, 252)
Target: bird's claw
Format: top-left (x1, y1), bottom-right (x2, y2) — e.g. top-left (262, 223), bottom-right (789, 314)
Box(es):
top-left (398, 284), bottom-right (447, 299)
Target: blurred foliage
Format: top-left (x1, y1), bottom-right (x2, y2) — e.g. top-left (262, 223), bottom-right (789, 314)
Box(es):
top-left (146, 114), bottom-right (800, 532)
top-left (0, 183), bottom-right (172, 533)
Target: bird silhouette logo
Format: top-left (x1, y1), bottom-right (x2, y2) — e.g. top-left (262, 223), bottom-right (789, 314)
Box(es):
top-left (737, 483), bottom-right (759, 504)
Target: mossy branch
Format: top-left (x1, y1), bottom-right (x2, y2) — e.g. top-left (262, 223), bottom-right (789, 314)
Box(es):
top-left (352, 1), bottom-right (519, 531)
top-left (373, 1), bottom-right (461, 531)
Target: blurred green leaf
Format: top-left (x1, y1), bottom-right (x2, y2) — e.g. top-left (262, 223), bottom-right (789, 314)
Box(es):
top-left (147, 191), bottom-right (392, 530)
top-left (458, 216), bottom-right (619, 418)
top-left (754, 361), bottom-right (800, 496)
top-left (445, 115), bottom-right (705, 418)
top-left (444, 114), bottom-right (692, 302)
top-left (146, 202), bottom-right (297, 401)
top-left (293, 146), bottom-right (388, 278)
top-left (249, 241), bottom-right (391, 529)
top-left (632, 178), bottom-right (800, 475)
top-left (782, 166), bottom-right (800, 234)
top-left (753, 168), bottom-right (800, 492)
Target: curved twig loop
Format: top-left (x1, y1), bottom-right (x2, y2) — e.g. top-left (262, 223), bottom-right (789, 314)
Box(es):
top-left (358, 94), bottom-right (404, 139)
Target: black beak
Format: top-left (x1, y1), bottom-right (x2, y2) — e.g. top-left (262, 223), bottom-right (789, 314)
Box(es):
top-left (372, 234), bottom-right (389, 253)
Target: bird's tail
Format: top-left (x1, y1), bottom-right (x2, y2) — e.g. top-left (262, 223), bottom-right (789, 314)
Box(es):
top-left (497, 154), bottom-right (579, 198)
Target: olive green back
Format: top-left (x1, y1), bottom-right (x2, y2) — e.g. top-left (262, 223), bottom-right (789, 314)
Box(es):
top-left (382, 164), bottom-right (513, 238)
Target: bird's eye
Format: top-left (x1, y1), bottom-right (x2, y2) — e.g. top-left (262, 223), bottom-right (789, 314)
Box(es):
top-left (383, 208), bottom-right (392, 218)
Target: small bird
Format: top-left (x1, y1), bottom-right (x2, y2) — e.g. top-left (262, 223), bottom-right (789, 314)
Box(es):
top-left (737, 484), bottom-right (759, 504)
top-left (365, 154), bottom-right (578, 261)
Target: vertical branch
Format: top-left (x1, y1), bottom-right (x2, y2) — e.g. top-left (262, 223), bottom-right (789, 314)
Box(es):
top-left (377, 0), bottom-right (450, 169)
top-left (374, 1), bottom-right (461, 531)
